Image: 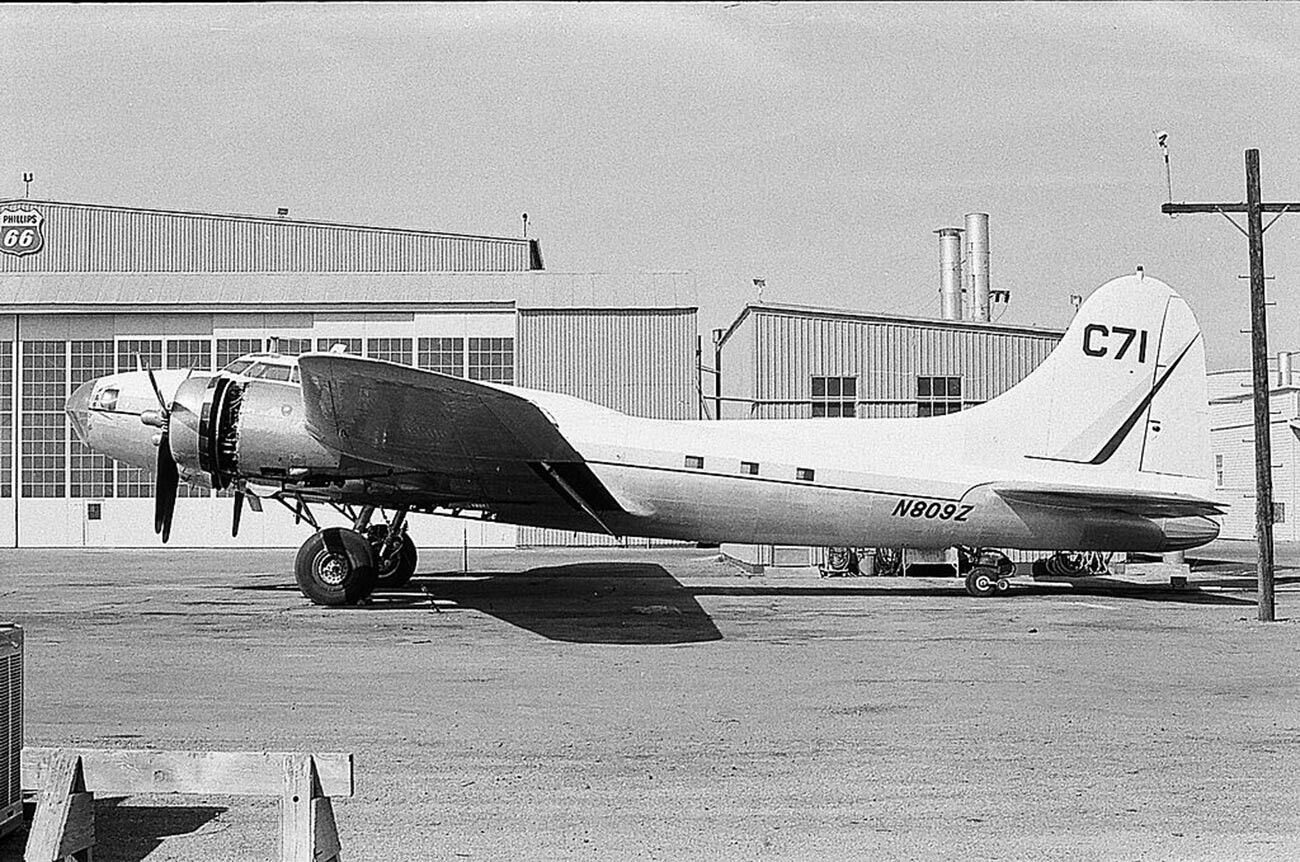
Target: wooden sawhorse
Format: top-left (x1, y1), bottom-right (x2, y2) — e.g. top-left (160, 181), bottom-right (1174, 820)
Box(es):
top-left (20, 747), bottom-right (353, 862)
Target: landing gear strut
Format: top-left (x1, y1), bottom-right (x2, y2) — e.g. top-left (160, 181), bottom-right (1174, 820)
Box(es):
top-left (368, 509), bottom-right (417, 589)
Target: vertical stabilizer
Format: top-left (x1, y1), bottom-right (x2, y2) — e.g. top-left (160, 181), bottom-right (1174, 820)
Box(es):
top-left (961, 273), bottom-right (1211, 485)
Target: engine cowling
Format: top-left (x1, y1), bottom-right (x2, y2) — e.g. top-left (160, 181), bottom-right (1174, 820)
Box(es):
top-left (168, 375), bottom-right (341, 489)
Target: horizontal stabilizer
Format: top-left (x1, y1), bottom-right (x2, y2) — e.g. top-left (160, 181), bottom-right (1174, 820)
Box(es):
top-left (991, 482), bottom-right (1225, 519)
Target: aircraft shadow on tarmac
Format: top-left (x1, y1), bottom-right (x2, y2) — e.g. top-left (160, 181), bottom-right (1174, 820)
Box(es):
top-left (0, 797), bottom-right (227, 862)
top-left (367, 562), bottom-right (725, 645)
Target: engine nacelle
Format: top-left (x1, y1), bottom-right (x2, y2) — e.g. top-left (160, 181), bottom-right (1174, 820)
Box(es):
top-left (169, 375), bottom-right (340, 489)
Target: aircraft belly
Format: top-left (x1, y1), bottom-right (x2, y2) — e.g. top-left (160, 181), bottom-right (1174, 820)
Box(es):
top-left (583, 462), bottom-right (1202, 552)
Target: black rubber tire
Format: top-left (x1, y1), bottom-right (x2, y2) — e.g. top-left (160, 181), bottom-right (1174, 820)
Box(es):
top-left (295, 527), bottom-right (378, 606)
top-left (373, 532), bottom-right (418, 589)
top-left (964, 567), bottom-right (999, 598)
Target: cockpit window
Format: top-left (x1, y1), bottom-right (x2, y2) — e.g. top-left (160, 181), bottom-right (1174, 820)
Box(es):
top-left (223, 359), bottom-right (252, 375)
top-left (260, 364), bottom-right (293, 381)
top-left (290, 367), bottom-right (301, 383)
top-left (90, 387), bottom-right (119, 412)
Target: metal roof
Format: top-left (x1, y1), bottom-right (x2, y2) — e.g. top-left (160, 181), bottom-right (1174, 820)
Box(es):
top-left (716, 301), bottom-right (1065, 348)
top-left (0, 199), bottom-right (543, 273)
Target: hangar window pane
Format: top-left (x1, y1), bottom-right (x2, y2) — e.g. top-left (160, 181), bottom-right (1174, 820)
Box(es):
top-left (21, 340), bottom-right (66, 498)
top-left (468, 338), bottom-right (514, 385)
top-left (1215, 455), bottom-right (1224, 488)
top-left (0, 341), bottom-right (11, 498)
top-left (70, 341), bottom-right (115, 499)
top-left (272, 337), bottom-right (312, 356)
top-left (316, 338), bottom-right (361, 355)
top-left (217, 338), bottom-right (264, 370)
top-left (166, 339), bottom-right (213, 372)
top-left (418, 337), bottom-right (465, 377)
top-left (117, 339), bottom-right (162, 373)
top-left (917, 375), bottom-right (963, 417)
top-left (810, 376), bottom-right (857, 419)
top-left (367, 338), bottom-right (413, 366)
top-left (117, 465), bottom-right (154, 498)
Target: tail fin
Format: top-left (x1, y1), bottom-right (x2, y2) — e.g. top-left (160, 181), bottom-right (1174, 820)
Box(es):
top-left (970, 273), bottom-right (1210, 481)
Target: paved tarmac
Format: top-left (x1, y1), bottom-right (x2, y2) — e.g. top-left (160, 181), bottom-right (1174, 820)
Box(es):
top-left (1, 546), bottom-right (1298, 861)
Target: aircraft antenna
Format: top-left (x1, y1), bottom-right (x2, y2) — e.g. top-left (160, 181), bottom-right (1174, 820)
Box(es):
top-left (21, 172), bottom-right (32, 199)
top-left (1156, 132), bottom-right (1172, 205)
top-left (1162, 148), bottom-right (1300, 623)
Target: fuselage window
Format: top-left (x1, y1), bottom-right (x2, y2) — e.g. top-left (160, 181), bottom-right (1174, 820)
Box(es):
top-left (741, 461), bottom-right (759, 475)
top-left (796, 467), bottom-right (815, 482)
top-left (685, 455), bottom-right (704, 469)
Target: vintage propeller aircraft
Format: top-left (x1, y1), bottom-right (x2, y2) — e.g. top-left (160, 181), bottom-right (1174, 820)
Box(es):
top-left (66, 272), bottom-right (1223, 606)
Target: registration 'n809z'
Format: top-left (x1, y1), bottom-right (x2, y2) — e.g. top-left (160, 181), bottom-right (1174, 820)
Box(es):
top-left (891, 498), bottom-right (973, 521)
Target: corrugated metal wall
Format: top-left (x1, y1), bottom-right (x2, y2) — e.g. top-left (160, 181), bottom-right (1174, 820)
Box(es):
top-left (745, 309), bottom-right (1060, 419)
top-left (517, 308), bottom-right (698, 419)
top-left (516, 307), bottom-right (698, 547)
top-left (0, 202), bottom-right (537, 273)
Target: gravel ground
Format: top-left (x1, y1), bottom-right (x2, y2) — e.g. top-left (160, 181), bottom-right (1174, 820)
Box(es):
top-left (1, 546), bottom-right (1298, 861)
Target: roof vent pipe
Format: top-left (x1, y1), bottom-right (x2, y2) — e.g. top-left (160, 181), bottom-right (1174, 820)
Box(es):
top-left (964, 212), bottom-right (990, 322)
top-left (935, 228), bottom-right (964, 320)
top-left (1279, 351), bottom-right (1293, 388)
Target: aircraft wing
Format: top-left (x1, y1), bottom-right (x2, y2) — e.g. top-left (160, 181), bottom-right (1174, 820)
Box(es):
top-left (295, 354), bottom-right (622, 531)
top-left (989, 482), bottom-right (1226, 519)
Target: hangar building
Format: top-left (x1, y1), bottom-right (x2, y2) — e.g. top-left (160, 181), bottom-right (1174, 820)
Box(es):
top-left (1207, 353), bottom-right (1300, 541)
top-left (0, 200), bottom-right (698, 549)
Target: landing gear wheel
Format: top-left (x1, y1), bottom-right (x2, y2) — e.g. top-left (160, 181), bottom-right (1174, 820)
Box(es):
top-left (295, 527), bottom-right (378, 606)
top-left (964, 567), bottom-right (999, 598)
top-left (368, 525), bottom-right (418, 589)
top-left (995, 577), bottom-right (1011, 593)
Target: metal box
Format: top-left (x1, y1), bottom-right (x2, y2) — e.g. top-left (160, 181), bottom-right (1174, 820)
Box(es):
top-left (0, 625), bottom-right (21, 838)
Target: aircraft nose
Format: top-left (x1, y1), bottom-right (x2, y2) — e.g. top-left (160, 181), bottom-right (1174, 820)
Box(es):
top-left (66, 378), bottom-right (97, 445)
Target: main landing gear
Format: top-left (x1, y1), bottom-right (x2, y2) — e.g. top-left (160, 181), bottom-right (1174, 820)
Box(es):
top-left (960, 548), bottom-right (1014, 598)
top-left (293, 506), bottom-right (417, 606)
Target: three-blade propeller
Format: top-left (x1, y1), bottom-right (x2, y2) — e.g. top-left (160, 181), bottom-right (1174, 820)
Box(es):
top-left (145, 368), bottom-right (179, 543)
top-left (141, 365), bottom-right (246, 542)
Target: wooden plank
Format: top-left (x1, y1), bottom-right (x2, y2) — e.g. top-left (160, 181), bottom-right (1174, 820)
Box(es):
top-left (25, 753), bottom-right (95, 862)
top-left (281, 755), bottom-right (313, 862)
top-left (22, 749), bottom-right (354, 799)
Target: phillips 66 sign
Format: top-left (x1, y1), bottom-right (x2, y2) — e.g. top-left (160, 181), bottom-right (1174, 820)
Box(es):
top-left (0, 207), bottom-right (45, 257)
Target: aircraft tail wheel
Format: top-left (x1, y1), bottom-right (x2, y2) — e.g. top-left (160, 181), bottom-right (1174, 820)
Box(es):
top-left (964, 567), bottom-right (999, 598)
top-left (995, 577), bottom-right (1011, 593)
top-left (295, 527), bottom-right (378, 606)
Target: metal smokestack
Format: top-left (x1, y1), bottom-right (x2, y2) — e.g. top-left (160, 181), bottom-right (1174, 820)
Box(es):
top-left (935, 227), bottom-right (964, 320)
top-left (964, 212), bottom-right (990, 322)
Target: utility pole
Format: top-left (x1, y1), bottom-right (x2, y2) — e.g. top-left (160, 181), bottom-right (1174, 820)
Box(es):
top-left (1162, 148), bottom-right (1299, 622)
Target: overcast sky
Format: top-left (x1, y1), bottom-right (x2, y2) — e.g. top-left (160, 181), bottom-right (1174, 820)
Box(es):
top-left (4, 3), bottom-right (1300, 368)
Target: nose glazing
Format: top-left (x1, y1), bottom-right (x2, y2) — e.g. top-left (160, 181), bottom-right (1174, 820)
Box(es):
top-left (66, 378), bottom-right (96, 445)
